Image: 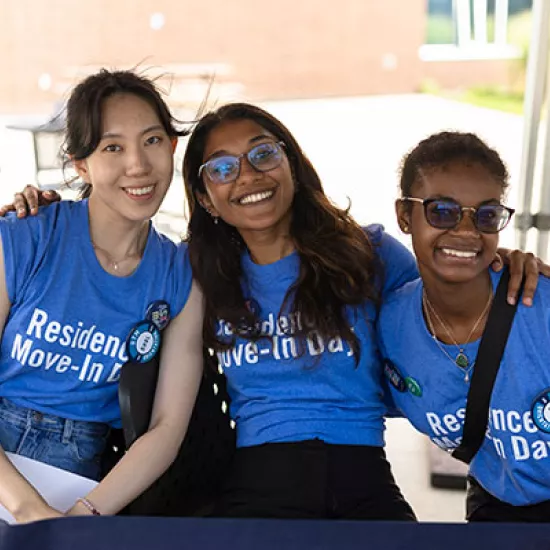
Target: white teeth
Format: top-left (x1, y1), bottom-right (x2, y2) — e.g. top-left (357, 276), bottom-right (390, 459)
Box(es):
top-left (125, 185), bottom-right (154, 196)
top-left (239, 190), bottom-right (274, 205)
top-left (441, 248), bottom-right (477, 259)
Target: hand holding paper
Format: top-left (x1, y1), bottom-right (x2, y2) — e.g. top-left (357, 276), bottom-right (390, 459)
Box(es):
top-left (0, 453), bottom-right (98, 524)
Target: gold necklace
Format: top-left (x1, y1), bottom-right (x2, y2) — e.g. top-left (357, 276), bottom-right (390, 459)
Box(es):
top-left (423, 289), bottom-right (492, 381)
top-left (92, 243), bottom-right (142, 271)
top-left (92, 229), bottom-right (148, 272)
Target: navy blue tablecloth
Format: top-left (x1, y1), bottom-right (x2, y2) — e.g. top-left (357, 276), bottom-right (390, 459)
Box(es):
top-left (2, 517), bottom-right (549, 550)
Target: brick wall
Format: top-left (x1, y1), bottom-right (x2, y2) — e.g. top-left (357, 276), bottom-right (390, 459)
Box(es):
top-left (0, 0), bottom-right (517, 114)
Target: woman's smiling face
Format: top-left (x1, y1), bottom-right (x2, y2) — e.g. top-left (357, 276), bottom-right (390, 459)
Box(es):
top-left (74, 93), bottom-right (174, 224)
top-left (398, 161), bottom-right (504, 285)
top-left (197, 118), bottom-right (295, 234)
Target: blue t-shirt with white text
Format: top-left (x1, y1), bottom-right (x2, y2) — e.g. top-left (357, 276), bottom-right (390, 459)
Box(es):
top-left (219, 224), bottom-right (418, 448)
top-left (0, 200), bottom-right (192, 427)
top-left (378, 269), bottom-right (550, 506)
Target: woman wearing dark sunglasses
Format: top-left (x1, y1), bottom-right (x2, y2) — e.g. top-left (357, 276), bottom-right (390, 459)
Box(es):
top-left (5, 109), bottom-right (547, 521)
top-left (378, 131), bottom-right (550, 522)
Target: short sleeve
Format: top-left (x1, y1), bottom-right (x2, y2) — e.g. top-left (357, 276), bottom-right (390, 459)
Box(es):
top-left (376, 314), bottom-right (403, 418)
top-left (0, 210), bottom-right (52, 304)
top-left (366, 224), bottom-right (418, 298)
top-left (169, 242), bottom-right (194, 318)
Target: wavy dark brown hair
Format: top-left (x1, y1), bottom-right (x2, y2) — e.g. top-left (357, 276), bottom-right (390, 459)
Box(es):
top-left (183, 103), bottom-right (381, 362)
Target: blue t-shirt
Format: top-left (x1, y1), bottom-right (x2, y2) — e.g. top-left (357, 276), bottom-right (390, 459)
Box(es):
top-left (378, 269), bottom-right (550, 506)
top-left (0, 200), bottom-right (192, 427)
top-left (218, 224), bottom-right (418, 448)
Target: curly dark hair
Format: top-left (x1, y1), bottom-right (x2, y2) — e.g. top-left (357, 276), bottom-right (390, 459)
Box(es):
top-left (399, 131), bottom-right (509, 205)
top-left (183, 102), bottom-right (381, 362)
top-left (63, 69), bottom-right (189, 198)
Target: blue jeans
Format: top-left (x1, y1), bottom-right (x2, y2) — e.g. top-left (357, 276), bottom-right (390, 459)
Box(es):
top-left (0, 398), bottom-right (109, 481)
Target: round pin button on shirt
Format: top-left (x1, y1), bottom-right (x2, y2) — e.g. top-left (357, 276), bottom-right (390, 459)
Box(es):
top-left (126, 321), bottom-right (161, 363)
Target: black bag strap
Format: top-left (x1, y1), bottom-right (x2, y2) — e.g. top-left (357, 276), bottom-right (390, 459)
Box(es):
top-left (452, 268), bottom-right (523, 464)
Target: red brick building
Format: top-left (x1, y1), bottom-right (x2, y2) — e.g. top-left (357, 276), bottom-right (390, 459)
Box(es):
top-left (0, 0), bottom-right (525, 114)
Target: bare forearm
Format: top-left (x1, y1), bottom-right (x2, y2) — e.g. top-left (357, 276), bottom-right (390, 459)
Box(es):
top-left (0, 447), bottom-right (52, 521)
top-left (74, 283), bottom-right (205, 516)
top-left (70, 423), bottom-right (182, 516)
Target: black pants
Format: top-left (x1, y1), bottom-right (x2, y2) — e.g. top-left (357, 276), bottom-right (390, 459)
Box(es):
top-left (467, 476), bottom-right (550, 522)
top-left (212, 439), bottom-right (416, 521)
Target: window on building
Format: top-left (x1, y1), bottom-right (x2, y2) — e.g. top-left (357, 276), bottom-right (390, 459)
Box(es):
top-left (423, 0), bottom-right (532, 58)
top-left (426, 0), bottom-right (456, 45)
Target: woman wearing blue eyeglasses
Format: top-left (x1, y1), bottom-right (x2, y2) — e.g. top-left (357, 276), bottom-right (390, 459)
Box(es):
top-left (377, 131), bottom-right (550, 522)
top-left (179, 104), bottom-right (421, 520)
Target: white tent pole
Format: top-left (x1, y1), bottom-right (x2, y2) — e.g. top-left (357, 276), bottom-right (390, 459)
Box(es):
top-left (515, 0), bottom-right (550, 250)
top-left (536, 63), bottom-right (550, 259)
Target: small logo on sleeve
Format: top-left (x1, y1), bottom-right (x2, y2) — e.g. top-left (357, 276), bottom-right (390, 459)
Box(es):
top-left (146, 300), bottom-right (171, 331)
top-left (405, 377), bottom-right (423, 397)
top-left (384, 360), bottom-right (407, 393)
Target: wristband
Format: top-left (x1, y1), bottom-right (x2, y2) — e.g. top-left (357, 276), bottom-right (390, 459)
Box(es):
top-left (76, 497), bottom-right (101, 516)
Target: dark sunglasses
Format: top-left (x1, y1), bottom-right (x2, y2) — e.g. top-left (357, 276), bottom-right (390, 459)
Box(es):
top-left (401, 197), bottom-right (515, 234)
top-left (198, 141), bottom-right (285, 185)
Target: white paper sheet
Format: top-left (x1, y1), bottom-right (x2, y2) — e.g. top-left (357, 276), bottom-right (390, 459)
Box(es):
top-left (0, 452), bottom-right (98, 523)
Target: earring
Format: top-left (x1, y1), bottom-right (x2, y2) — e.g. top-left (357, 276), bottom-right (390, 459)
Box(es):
top-left (202, 204), bottom-right (219, 225)
top-left (402, 225), bottom-right (409, 233)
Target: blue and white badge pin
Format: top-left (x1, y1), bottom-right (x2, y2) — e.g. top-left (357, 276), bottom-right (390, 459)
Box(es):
top-left (126, 321), bottom-right (161, 363)
top-left (146, 300), bottom-right (171, 330)
top-left (531, 388), bottom-right (550, 433)
top-left (384, 360), bottom-right (407, 393)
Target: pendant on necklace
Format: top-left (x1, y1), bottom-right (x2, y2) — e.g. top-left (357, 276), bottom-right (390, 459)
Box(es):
top-left (455, 352), bottom-right (469, 369)
top-left (112, 261), bottom-right (119, 271)
top-left (464, 371), bottom-right (470, 383)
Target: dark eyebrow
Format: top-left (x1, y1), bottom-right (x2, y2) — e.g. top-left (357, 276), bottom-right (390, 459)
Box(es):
top-left (425, 195), bottom-right (502, 207)
top-left (249, 134), bottom-right (273, 145)
top-left (101, 124), bottom-right (165, 140)
top-left (206, 134), bottom-right (275, 160)
top-left (424, 194), bottom-right (455, 201)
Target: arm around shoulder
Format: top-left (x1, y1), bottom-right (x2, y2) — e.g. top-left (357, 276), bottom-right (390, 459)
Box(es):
top-left (370, 226), bottom-right (419, 296)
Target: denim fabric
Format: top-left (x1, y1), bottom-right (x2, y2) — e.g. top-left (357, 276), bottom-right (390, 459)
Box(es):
top-left (0, 398), bottom-right (109, 481)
